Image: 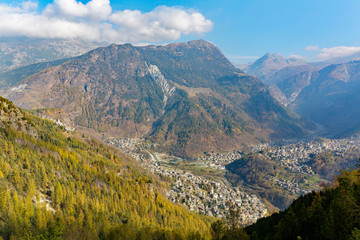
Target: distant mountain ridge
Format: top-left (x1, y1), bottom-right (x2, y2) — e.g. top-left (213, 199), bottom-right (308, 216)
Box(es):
top-left (240, 53), bottom-right (317, 106)
top-left (1, 40), bottom-right (314, 156)
top-left (242, 52), bottom-right (360, 137)
top-left (289, 60), bottom-right (360, 137)
top-left (0, 37), bottom-right (105, 72)
top-left (242, 52), bottom-right (308, 84)
top-left (0, 58), bottom-right (72, 89)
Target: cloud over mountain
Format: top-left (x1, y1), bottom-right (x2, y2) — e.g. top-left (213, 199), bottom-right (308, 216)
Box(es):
top-left (0, 0), bottom-right (213, 43)
top-left (317, 46), bottom-right (360, 59)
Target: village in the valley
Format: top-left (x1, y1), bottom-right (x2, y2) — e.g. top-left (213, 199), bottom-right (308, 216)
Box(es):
top-left (107, 136), bottom-right (360, 224)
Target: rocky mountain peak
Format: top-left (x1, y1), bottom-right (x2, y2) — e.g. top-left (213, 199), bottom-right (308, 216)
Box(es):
top-left (243, 52), bottom-right (309, 85)
top-left (1, 40), bottom-right (314, 156)
top-left (263, 52), bottom-right (284, 60)
top-left (253, 52), bottom-right (306, 69)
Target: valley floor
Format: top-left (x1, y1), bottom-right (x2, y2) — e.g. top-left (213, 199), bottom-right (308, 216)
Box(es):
top-left (107, 136), bottom-right (360, 224)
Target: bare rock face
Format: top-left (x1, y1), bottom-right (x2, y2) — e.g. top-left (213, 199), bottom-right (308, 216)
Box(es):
top-left (1, 40), bottom-right (314, 156)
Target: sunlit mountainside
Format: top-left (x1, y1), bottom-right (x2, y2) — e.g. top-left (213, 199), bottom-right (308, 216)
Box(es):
top-left (1, 0), bottom-right (360, 238)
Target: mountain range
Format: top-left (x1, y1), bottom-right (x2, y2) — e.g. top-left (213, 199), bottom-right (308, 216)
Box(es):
top-left (241, 53), bottom-right (360, 137)
top-left (0, 40), bottom-right (314, 157)
top-left (289, 61), bottom-right (360, 137)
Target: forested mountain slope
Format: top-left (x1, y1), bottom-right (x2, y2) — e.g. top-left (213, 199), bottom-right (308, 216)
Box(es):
top-left (0, 96), bottom-right (211, 239)
top-left (246, 167), bottom-right (360, 240)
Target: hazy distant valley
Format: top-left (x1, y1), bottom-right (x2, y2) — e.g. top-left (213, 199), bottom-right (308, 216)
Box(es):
top-left (240, 52), bottom-right (360, 138)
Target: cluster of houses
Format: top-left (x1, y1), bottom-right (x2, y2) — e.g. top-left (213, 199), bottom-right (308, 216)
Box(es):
top-left (263, 175), bottom-right (312, 195)
top-left (198, 150), bottom-right (243, 170)
top-left (107, 137), bottom-right (141, 151)
top-left (261, 138), bottom-right (360, 175)
top-left (145, 161), bottom-right (267, 224)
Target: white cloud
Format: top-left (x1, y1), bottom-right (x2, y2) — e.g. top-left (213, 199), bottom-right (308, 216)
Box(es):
top-left (304, 45), bottom-right (319, 51)
top-left (21, 1), bottom-right (38, 11)
top-left (44, 0), bottom-right (112, 21)
top-left (108, 6), bottom-right (213, 42)
top-left (0, 0), bottom-right (213, 43)
top-left (0, 4), bottom-right (23, 14)
top-left (318, 46), bottom-right (360, 59)
top-left (0, 7), bottom-right (101, 41)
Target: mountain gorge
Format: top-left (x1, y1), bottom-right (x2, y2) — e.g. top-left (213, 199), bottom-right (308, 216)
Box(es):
top-left (242, 53), bottom-right (360, 137)
top-left (1, 40), bottom-right (314, 157)
top-left (240, 53), bottom-right (320, 106)
top-left (290, 61), bottom-right (360, 137)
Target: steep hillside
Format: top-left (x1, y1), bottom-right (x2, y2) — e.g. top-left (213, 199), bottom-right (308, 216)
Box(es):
top-left (225, 153), bottom-right (323, 210)
top-left (1, 40), bottom-right (314, 157)
top-left (0, 58), bottom-right (71, 89)
top-left (0, 96), bottom-right (212, 239)
top-left (246, 167), bottom-right (360, 240)
top-left (276, 70), bottom-right (314, 102)
top-left (290, 61), bottom-right (360, 137)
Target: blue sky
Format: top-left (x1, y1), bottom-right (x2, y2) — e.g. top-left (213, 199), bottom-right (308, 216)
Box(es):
top-left (2, 0), bottom-right (360, 63)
